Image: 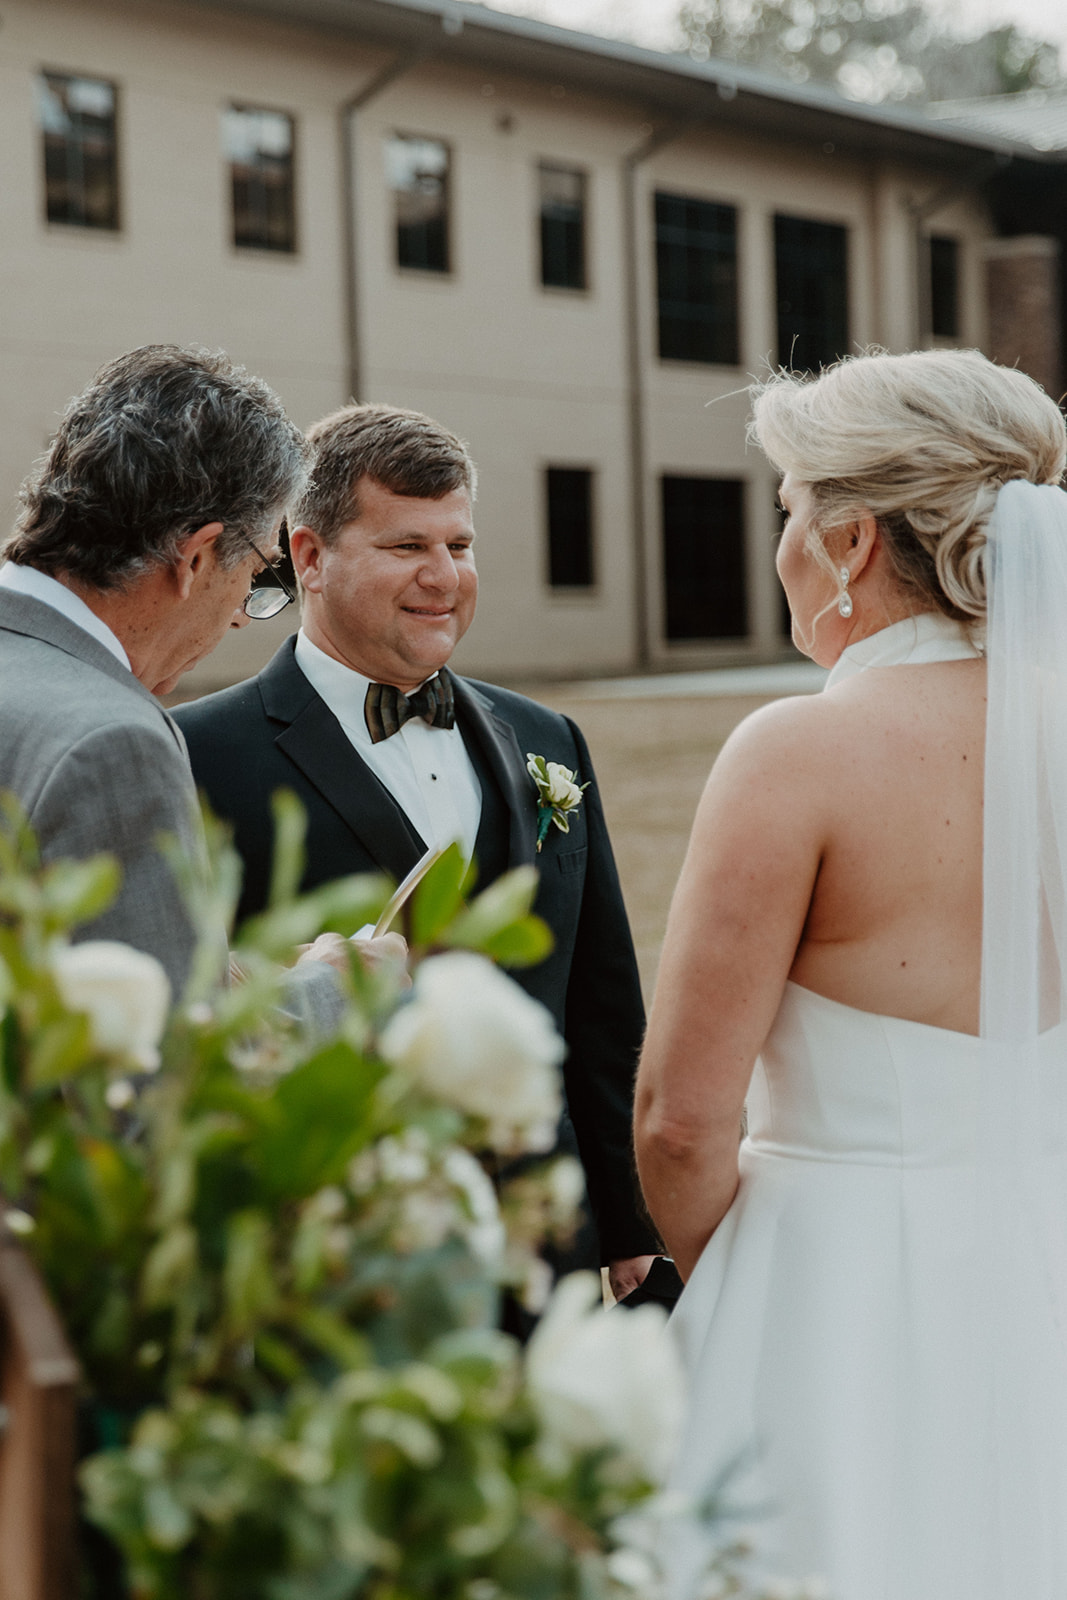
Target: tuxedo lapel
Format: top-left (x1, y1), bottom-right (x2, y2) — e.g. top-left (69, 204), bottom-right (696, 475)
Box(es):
top-left (449, 672), bottom-right (537, 872)
top-left (259, 642), bottom-right (426, 879)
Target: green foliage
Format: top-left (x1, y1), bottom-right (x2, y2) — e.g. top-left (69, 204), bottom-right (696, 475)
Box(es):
top-left (678, 0), bottom-right (1064, 104)
top-left (0, 796), bottom-right (705, 1600)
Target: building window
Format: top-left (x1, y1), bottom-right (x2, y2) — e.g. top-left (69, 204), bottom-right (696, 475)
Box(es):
top-left (546, 468), bottom-right (595, 588)
top-left (661, 476), bottom-right (746, 641)
top-left (387, 134), bottom-right (450, 273)
top-left (540, 164), bottom-right (586, 290)
top-left (223, 106), bottom-right (296, 253)
top-left (38, 71), bottom-right (119, 230)
top-left (775, 214), bottom-right (849, 373)
top-left (929, 235), bottom-right (960, 338)
top-left (655, 192), bottom-right (739, 365)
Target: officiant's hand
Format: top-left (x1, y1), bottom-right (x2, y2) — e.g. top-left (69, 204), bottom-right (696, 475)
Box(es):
top-left (608, 1254), bottom-right (658, 1302)
top-left (295, 931), bottom-right (408, 975)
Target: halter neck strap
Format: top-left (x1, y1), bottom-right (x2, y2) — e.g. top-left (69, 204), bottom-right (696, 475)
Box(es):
top-left (825, 612), bottom-right (982, 689)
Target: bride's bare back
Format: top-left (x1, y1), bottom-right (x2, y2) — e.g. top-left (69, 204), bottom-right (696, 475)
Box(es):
top-left (634, 652), bottom-right (986, 1276)
top-left (790, 656), bottom-right (985, 1033)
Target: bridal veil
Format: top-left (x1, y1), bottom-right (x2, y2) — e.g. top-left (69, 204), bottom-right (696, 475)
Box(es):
top-left (977, 478), bottom-right (1067, 1592)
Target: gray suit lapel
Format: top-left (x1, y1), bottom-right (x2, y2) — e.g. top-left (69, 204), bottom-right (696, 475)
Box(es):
top-left (0, 590), bottom-right (187, 751)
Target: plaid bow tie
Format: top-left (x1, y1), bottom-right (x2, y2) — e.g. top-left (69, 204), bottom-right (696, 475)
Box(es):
top-left (364, 674), bottom-right (456, 744)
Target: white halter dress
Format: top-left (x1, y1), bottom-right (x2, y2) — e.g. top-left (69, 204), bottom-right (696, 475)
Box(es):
top-left (666, 612), bottom-right (1067, 1600)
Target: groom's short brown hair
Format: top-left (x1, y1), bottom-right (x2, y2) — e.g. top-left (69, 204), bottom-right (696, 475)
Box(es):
top-left (295, 403), bottom-right (477, 547)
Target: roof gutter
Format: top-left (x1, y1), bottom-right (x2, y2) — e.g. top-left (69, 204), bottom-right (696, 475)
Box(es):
top-left (340, 36), bottom-right (444, 401)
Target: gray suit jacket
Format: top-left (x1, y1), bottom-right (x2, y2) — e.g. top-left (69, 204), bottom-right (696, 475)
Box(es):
top-left (0, 591), bottom-right (208, 997)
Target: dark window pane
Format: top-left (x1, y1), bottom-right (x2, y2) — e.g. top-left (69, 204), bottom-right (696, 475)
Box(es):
top-left (540, 164), bottom-right (586, 290)
top-left (546, 468), bottom-right (595, 587)
top-left (655, 192), bottom-right (739, 365)
top-left (39, 72), bottom-right (119, 229)
top-left (661, 476), bottom-right (746, 640)
top-left (224, 106), bottom-right (296, 253)
top-left (930, 235), bottom-right (960, 338)
top-left (387, 134), bottom-right (450, 273)
top-left (775, 214), bottom-right (849, 373)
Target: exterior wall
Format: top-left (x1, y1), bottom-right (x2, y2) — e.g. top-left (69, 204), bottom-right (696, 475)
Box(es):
top-left (984, 235), bottom-right (1063, 400)
top-left (0, 0), bottom-right (386, 686)
top-left (0, 0), bottom-right (1001, 690)
top-left (353, 60), bottom-right (643, 681)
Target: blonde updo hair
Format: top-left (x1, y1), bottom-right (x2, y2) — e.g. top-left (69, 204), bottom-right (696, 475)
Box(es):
top-left (750, 348), bottom-right (1066, 622)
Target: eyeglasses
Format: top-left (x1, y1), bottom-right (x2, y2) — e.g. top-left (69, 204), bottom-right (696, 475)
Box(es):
top-left (239, 531), bottom-right (297, 620)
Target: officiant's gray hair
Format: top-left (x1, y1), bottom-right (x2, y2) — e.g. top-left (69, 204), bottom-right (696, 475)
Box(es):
top-left (5, 345), bottom-right (309, 591)
top-left (750, 348), bottom-right (1066, 622)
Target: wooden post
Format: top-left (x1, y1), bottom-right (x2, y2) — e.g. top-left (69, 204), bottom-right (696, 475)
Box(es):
top-left (0, 1238), bottom-right (80, 1600)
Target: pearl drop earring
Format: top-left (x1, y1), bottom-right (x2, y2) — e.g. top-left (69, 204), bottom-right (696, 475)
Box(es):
top-left (838, 567), bottom-right (853, 619)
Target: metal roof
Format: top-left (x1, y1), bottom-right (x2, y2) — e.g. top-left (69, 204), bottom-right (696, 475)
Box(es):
top-left (188, 0), bottom-right (1066, 169)
top-left (929, 89), bottom-right (1067, 156)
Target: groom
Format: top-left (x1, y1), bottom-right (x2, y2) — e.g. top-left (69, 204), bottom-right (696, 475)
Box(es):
top-left (174, 403), bottom-right (659, 1301)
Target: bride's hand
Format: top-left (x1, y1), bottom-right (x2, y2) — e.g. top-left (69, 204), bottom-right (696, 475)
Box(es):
top-left (608, 1254), bottom-right (659, 1301)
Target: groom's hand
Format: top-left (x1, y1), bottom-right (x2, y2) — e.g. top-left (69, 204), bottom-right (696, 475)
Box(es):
top-left (607, 1254), bottom-right (658, 1302)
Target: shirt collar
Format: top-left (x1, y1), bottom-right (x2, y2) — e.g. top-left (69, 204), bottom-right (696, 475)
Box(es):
top-left (0, 562), bottom-right (131, 670)
top-left (293, 628), bottom-right (443, 744)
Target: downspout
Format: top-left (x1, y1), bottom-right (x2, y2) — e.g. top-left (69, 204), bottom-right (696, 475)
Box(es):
top-left (906, 153), bottom-right (1011, 348)
top-left (340, 43), bottom-right (440, 402)
top-left (622, 117), bottom-right (704, 671)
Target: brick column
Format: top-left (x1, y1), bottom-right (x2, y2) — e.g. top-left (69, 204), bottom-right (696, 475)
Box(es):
top-left (984, 235), bottom-right (1063, 400)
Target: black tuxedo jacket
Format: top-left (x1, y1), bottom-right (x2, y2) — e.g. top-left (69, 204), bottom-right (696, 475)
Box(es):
top-left (174, 639), bottom-right (657, 1265)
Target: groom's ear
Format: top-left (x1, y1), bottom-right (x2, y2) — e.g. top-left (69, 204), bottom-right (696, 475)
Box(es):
top-left (847, 511), bottom-right (879, 580)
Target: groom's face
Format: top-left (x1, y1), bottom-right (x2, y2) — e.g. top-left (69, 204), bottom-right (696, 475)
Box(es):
top-left (292, 477), bottom-right (478, 693)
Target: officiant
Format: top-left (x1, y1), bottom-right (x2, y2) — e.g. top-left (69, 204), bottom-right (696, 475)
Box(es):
top-left (175, 402), bottom-right (659, 1304)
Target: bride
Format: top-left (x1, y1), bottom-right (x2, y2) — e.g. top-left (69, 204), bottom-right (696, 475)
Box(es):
top-left (634, 348), bottom-right (1067, 1599)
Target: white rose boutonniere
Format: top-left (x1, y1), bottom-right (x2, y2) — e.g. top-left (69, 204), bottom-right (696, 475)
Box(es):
top-left (526, 753), bottom-right (589, 853)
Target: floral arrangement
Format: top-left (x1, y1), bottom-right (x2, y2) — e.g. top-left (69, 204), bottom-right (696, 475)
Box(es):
top-left (0, 792), bottom-right (803, 1600)
top-left (525, 755), bottom-right (589, 853)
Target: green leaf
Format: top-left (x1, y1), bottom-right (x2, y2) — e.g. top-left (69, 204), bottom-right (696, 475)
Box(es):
top-left (476, 917), bottom-right (554, 969)
top-left (141, 1222), bottom-right (198, 1309)
top-left (294, 1305), bottom-right (372, 1371)
top-left (144, 1480), bottom-right (194, 1550)
top-left (267, 790), bottom-right (308, 910)
top-left (254, 1043), bottom-right (385, 1202)
top-left (410, 843), bottom-right (468, 947)
top-left (25, 1013), bottom-right (94, 1088)
top-left (442, 867), bottom-right (545, 956)
top-left (237, 875), bottom-right (390, 957)
top-left (39, 854), bottom-right (122, 929)
top-left (223, 1208), bottom-right (278, 1336)
top-left (254, 1329), bottom-right (305, 1384)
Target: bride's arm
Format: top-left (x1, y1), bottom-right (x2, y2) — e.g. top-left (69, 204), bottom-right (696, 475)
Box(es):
top-left (634, 696), bottom-right (831, 1281)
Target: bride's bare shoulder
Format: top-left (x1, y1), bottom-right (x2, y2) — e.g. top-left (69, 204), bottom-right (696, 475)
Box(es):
top-left (715, 688), bottom-right (851, 770)
top-left (714, 660), bottom-right (983, 792)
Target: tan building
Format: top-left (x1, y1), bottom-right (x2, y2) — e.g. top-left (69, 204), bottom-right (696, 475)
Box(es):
top-left (2, 0), bottom-right (1065, 688)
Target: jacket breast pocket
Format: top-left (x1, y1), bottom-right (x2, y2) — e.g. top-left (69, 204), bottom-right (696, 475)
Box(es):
top-left (556, 846), bottom-right (587, 876)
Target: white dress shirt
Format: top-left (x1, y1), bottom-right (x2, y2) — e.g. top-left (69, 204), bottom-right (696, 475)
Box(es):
top-left (0, 561), bottom-right (131, 670)
top-left (293, 629), bottom-right (482, 862)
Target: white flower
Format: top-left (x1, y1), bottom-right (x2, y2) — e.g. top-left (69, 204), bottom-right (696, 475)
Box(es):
top-left (526, 753), bottom-right (590, 851)
top-left (443, 1146), bottom-right (506, 1264)
top-left (544, 1155), bottom-right (586, 1226)
top-left (379, 952), bottom-right (564, 1153)
top-left (526, 1272), bottom-right (685, 1483)
top-left (52, 940), bottom-right (171, 1069)
top-left (544, 762), bottom-right (584, 809)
